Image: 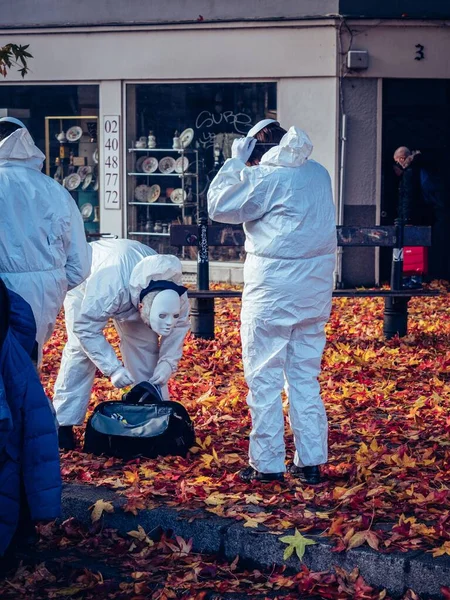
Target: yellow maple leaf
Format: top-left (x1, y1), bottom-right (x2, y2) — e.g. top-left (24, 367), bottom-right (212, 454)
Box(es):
top-left (369, 438), bottom-right (380, 452)
top-left (333, 483), bottom-right (365, 500)
top-left (211, 447), bottom-right (221, 466)
top-left (204, 493), bottom-right (226, 506)
top-left (192, 476), bottom-right (212, 485)
top-left (244, 493), bottom-right (263, 505)
top-left (279, 529), bottom-right (317, 561)
top-left (123, 470), bottom-right (140, 484)
top-left (347, 530), bottom-right (379, 551)
top-left (222, 453), bottom-right (241, 465)
top-left (89, 499), bottom-right (114, 523)
top-left (206, 505), bottom-right (225, 516)
top-left (139, 467), bottom-right (156, 479)
top-left (200, 454), bottom-right (214, 468)
top-left (279, 519), bottom-right (294, 528)
top-left (432, 541), bottom-right (450, 557)
top-left (243, 514), bottom-right (267, 528)
top-left (196, 435), bottom-right (212, 449)
top-left (127, 525), bottom-right (154, 546)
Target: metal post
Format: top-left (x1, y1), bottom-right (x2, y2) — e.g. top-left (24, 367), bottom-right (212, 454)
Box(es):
top-left (197, 215), bottom-right (209, 292)
top-left (390, 218), bottom-right (404, 292)
top-left (191, 214), bottom-right (215, 339)
top-left (383, 218), bottom-right (409, 339)
top-left (335, 113), bottom-right (347, 289)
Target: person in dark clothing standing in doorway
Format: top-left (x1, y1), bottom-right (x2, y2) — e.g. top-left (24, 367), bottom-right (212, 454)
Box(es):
top-left (393, 146), bottom-right (447, 286)
top-left (394, 147), bottom-right (430, 225)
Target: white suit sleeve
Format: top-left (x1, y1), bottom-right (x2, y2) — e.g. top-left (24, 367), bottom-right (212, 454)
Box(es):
top-left (207, 158), bottom-right (269, 224)
top-left (62, 192), bottom-right (92, 290)
top-left (72, 268), bottom-right (127, 376)
top-left (157, 292), bottom-right (190, 372)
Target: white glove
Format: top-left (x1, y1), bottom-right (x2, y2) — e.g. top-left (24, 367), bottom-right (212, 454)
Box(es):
top-left (110, 366), bottom-right (134, 388)
top-left (148, 361), bottom-right (172, 386)
top-left (231, 137), bottom-right (257, 163)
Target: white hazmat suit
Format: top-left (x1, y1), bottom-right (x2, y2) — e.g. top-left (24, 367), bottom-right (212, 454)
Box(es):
top-left (0, 119), bottom-right (91, 353)
top-left (208, 126), bottom-right (336, 474)
top-left (53, 238), bottom-right (190, 426)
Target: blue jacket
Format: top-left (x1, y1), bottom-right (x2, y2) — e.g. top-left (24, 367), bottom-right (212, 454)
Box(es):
top-left (0, 279), bottom-right (61, 555)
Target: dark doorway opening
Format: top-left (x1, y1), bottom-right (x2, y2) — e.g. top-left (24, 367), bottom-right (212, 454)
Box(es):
top-left (381, 78), bottom-right (450, 282)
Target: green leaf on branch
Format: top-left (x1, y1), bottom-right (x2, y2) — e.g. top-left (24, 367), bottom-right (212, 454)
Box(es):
top-left (0, 43), bottom-right (33, 78)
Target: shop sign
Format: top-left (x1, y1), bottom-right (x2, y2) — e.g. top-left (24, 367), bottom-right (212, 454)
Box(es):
top-left (103, 115), bottom-right (120, 210)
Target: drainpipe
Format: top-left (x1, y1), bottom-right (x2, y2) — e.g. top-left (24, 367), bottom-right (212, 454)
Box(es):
top-left (335, 112), bottom-right (347, 288)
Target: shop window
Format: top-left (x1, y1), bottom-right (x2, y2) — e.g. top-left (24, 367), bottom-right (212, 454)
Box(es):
top-left (126, 82), bottom-right (277, 262)
top-left (0, 85), bottom-right (100, 238)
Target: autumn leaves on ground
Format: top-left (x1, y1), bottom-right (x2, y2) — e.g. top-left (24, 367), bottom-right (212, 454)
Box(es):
top-left (3, 286), bottom-right (450, 599)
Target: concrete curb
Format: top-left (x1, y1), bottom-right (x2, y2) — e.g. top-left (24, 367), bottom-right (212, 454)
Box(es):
top-left (62, 483), bottom-right (450, 599)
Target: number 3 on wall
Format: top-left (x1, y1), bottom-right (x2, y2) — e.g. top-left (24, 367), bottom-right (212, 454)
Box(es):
top-left (415, 44), bottom-right (425, 61)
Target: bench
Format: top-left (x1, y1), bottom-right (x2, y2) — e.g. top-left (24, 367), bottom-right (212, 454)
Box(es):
top-left (171, 220), bottom-right (439, 340)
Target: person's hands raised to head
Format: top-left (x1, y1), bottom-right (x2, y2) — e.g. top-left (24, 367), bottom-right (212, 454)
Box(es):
top-left (231, 137), bottom-right (257, 163)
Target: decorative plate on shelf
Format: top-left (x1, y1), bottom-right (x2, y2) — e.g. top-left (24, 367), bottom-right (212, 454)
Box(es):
top-left (146, 184), bottom-right (161, 203)
top-left (134, 184), bottom-right (149, 202)
top-left (170, 188), bottom-right (186, 205)
top-left (142, 156), bottom-right (159, 174)
top-left (135, 156), bottom-right (147, 172)
top-left (77, 165), bottom-right (92, 181)
top-left (158, 156), bottom-right (176, 174)
top-left (82, 173), bottom-right (93, 190)
top-left (174, 156), bottom-right (189, 174)
top-left (81, 203), bottom-right (93, 220)
top-left (179, 128), bottom-right (194, 148)
top-left (66, 126), bottom-right (83, 142)
top-left (93, 179), bottom-right (99, 191)
top-left (93, 149), bottom-right (99, 164)
top-left (64, 173), bottom-right (81, 191)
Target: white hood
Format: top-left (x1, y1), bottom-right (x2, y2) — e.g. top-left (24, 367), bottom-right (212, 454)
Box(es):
top-left (260, 126), bottom-right (313, 168)
top-left (129, 254), bottom-right (184, 308)
top-left (0, 127), bottom-right (45, 171)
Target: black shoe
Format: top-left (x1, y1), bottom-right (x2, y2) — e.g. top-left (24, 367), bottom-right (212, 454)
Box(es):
top-left (288, 464), bottom-right (321, 485)
top-left (238, 466), bottom-right (284, 483)
top-left (58, 426), bottom-right (75, 451)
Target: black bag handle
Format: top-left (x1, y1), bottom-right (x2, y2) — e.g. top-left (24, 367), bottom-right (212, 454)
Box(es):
top-left (122, 381), bottom-right (164, 405)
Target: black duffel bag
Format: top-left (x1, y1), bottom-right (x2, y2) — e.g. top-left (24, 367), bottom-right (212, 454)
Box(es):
top-left (83, 381), bottom-right (195, 459)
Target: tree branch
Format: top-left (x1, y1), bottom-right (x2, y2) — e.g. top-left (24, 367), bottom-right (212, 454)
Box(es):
top-left (0, 43), bottom-right (33, 78)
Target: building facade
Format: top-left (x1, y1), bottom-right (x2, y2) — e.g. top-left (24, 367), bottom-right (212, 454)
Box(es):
top-left (1, 0), bottom-right (449, 284)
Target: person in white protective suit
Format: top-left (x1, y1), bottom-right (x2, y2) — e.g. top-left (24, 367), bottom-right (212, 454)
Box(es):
top-left (207, 119), bottom-right (336, 484)
top-left (0, 117), bottom-right (91, 362)
top-left (53, 237), bottom-right (190, 450)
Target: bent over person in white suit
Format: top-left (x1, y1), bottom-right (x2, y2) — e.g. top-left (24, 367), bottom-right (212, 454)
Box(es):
top-left (53, 238), bottom-right (190, 450)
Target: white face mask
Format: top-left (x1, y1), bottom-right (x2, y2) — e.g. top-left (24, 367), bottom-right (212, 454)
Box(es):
top-left (149, 290), bottom-right (181, 336)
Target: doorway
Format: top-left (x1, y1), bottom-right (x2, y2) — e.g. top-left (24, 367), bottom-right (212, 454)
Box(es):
top-left (381, 78), bottom-right (450, 282)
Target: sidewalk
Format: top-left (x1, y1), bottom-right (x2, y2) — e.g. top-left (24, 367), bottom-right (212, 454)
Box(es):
top-left (41, 289), bottom-right (450, 598)
top-left (61, 482), bottom-right (450, 599)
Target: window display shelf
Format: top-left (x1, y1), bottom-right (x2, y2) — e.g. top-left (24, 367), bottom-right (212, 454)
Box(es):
top-left (128, 148), bottom-right (196, 153)
top-left (127, 142), bottom-right (199, 255)
top-left (128, 231), bottom-right (170, 237)
top-left (45, 115), bottom-right (100, 236)
top-left (128, 172), bottom-right (197, 178)
top-left (128, 202), bottom-right (181, 207)
top-left (125, 81), bottom-right (275, 261)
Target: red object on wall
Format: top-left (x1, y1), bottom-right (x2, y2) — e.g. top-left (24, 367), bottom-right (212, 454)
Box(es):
top-left (403, 246), bottom-right (428, 275)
